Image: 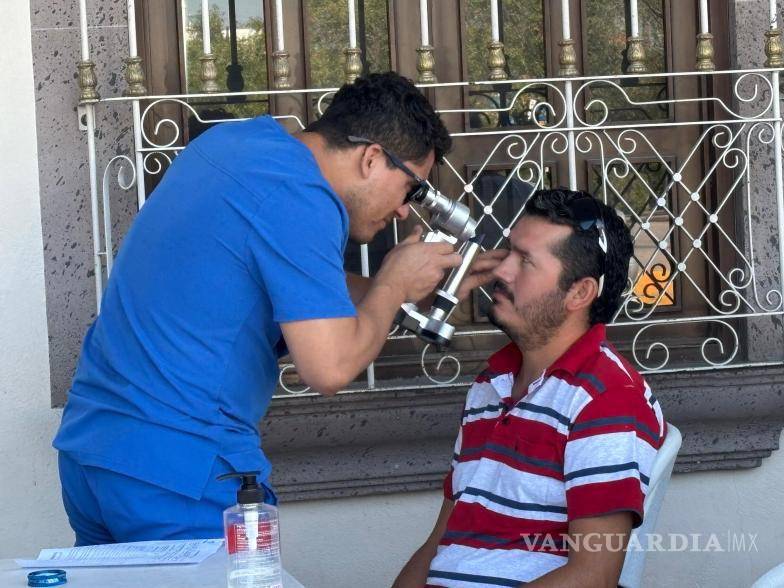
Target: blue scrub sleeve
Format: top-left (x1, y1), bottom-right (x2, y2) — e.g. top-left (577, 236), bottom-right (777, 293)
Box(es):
top-left (246, 180), bottom-right (357, 323)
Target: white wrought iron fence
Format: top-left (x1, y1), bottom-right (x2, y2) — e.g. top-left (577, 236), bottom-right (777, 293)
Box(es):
top-left (76, 0), bottom-right (784, 396)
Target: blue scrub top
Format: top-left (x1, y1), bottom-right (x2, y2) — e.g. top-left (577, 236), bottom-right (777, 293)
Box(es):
top-left (54, 116), bottom-right (357, 500)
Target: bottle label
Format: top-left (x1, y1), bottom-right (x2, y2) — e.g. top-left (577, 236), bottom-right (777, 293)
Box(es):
top-left (226, 521), bottom-right (278, 555)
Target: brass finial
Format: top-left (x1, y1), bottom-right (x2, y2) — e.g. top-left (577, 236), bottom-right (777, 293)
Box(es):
top-left (558, 38), bottom-right (579, 77)
top-left (487, 40), bottom-right (507, 81)
top-left (416, 46), bottom-right (437, 83)
top-left (200, 54), bottom-right (220, 93)
top-left (123, 56), bottom-right (147, 97)
top-left (765, 28), bottom-right (784, 68)
top-left (695, 33), bottom-right (715, 71)
top-left (625, 36), bottom-right (647, 74)
top-left (272, 50), bottom-right (292, 89)
top-left (78, 60), bottom-right (100, 102)
top-left (343, 47), bottom-right (363, 84)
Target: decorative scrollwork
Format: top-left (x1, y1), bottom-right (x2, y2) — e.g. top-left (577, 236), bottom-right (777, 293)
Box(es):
top-left (630, 320), bottom-right (739, 372)
top-left (140, 100), bottom-right (189, 148)
top-left (727, 267), bottom-right (753, 291)
top-left (140, 99), bottom-right (248, 149)
top-left (88, 69), bottom-right (784, 381)
top-left (440, 82), bottom-right (566, 129)
top-left (515, 161), bottom-right (540, 186)
top-left (469, 134), bottom-right (529, 179)
top-left (273, 115), bottom-right (306, 131)
top-left (700, 320), bottom-right (739, 367)
top-left (316, 91), bottom-right (337, 117)
top-left (420, 345), bottom-right (461, 385)
top-left (100, 155), bottom-right (138, 275)
top-left (574, 73), bottom-right (774, 128)
top-left (143, 152), bottom-right (173, 176)
top-left (620, 292), bottom-right (647, 321)
top-left (744, 121), bottom-right (784, 312)
top-left (541, 131), bottom-right (568, 157)
top-left (103, 155), bottom-right (137, 193)
top-left (278, 363), bottom-right (311, 395)
top-left (631, 325), bottom-right (671, 371)
top-left (731, 73), bottom-right (774, 117)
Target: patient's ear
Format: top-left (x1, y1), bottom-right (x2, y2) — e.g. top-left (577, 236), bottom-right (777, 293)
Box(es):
top-left (565, 276), bottom-right (599, 313)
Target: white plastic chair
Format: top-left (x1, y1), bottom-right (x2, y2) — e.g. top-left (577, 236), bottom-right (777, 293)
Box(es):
top-left (751, 562), bottom-right (784, 587)
top-left (618, 423), bottom-right (682, 588)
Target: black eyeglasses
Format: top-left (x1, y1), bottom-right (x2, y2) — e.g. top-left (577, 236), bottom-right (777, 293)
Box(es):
top-left (571, 196), bottom-right (609, 297)
top-left (346, 135), bottom-right (430, 204)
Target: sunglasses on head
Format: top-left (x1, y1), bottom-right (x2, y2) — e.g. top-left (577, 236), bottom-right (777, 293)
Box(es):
top-left (346, 135), bottom-right (430, 204)
top-left (570, 195), bottom-right (609, 297)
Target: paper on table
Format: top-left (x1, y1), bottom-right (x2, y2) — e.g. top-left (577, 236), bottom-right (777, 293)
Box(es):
top-left (15, 538), bottom-right (224, 568)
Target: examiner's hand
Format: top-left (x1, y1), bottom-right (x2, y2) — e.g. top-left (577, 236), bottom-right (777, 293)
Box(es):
top-left (455, 248), bottom-right (509, 301)
top-left (375, 226), bottom-right (463, 303)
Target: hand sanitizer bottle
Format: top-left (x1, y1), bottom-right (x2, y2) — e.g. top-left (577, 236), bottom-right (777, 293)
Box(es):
top-left (218, 472), bottom-right (282, 588)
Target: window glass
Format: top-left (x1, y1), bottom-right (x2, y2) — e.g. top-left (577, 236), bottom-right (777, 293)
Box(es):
top-left (305, 0), bottom-right (391, 88)
top-left (584, 0), bottom-right (668, 122)
top-left (181, 0), bottom-right (269, 124)
top-left (464, 0), bottom-right (546, 129)
top-left (590, 161), bottom-right (676, 308)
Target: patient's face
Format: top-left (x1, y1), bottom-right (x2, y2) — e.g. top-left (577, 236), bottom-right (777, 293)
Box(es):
top-left (488, 216), bottom-right (571, 349)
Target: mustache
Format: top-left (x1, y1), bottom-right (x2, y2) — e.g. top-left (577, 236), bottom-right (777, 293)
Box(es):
top-left (478, 281), bottom-right (512, 319)
top-left (492, 280), bottom-right (514, 300)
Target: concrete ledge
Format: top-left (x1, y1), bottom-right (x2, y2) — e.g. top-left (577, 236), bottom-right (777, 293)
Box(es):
top-left (263, 365), bottom-right (784, 502)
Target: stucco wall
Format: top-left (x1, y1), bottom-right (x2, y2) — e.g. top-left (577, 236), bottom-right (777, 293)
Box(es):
top-left (0, 0), bottom-right (73, 558)
top-left (277, 440), bottom-right (784, 587)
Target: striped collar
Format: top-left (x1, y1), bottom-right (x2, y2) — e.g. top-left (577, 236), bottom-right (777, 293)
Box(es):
top-left (482, 324), bottom-right (608, 396)
top-left (545, 323), bottom-right (607, 377)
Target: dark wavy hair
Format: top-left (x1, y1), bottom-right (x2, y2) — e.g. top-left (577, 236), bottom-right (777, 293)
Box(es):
top-left (305, 72), bottom-right (452, 164)
top-left (524, 189), bottom-right (633, 325)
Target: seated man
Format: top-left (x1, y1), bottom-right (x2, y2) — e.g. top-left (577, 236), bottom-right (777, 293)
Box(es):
top-left (394, 189), bottom-right (666, 587)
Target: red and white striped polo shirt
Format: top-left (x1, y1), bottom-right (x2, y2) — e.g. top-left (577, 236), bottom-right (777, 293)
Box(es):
top-left (427, 324), bottom-right (666, 588)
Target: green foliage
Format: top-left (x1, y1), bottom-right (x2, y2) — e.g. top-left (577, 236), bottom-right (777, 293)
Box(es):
top-left (184, 3), bottom-right (269, 118)
top-left (464, 0), bottom-right (545, 81)
top-left (584, 0), bottom-right (667, 122)
top-left (179, 0), bottom-right (668, 126)
top-left (464, 0), bottom-right (547, 129)
top-left (591, 160), bottom-right (669, 224)
top-left (305, 0), bottom-right (390, 89)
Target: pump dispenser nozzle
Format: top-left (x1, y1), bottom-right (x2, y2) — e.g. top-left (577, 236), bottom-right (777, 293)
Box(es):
top-left (217, 471), bottom-right (266, 505)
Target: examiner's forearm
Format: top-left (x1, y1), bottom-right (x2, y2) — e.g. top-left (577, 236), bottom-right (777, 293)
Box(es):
top-left (346, 272), bottom-right (373, 305)
top-left (342, 280), bottom-right (406, 378)
top-left (283, 236), bottom-right (462, 394)
top-left (279, 281), bottom-right (406, 395)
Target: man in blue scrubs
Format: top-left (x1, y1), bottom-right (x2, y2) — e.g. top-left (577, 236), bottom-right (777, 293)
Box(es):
top-left (54, 72), bottom-right (504, 544)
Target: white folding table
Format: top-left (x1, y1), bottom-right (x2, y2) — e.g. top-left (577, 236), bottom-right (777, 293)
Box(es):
top-left (0, 551), bottom-right (305, 587)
